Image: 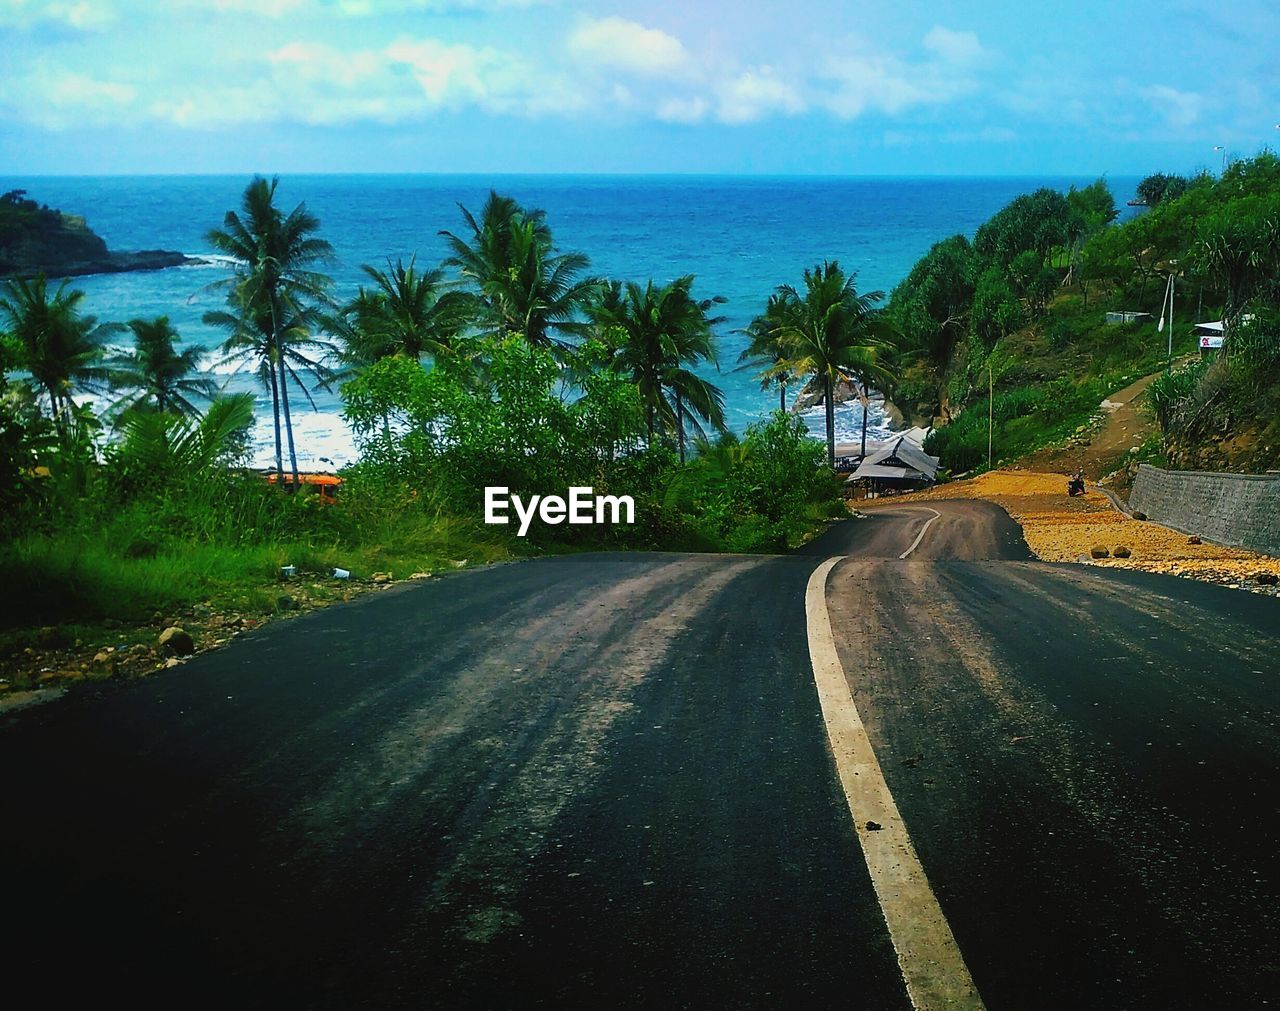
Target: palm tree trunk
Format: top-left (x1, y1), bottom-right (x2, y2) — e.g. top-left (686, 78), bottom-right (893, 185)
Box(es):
top-left (860, 389), bottom-right (870, 460)
top-left (278, 356), bottom-right (300, 488)
top-left (675, 389), bottom-right (686, 464)
top-left (47, 384), bottom-right (62, 432)
top-left (779, 380), bottom-right (786, 412)
top-left (824, 373), bottom-right (836, 467)
top-left (267, 360), bottom-right (284, 483)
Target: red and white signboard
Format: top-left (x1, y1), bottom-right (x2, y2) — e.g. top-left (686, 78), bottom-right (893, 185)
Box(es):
top-left (1200, 334), bottom-right (1224, 349)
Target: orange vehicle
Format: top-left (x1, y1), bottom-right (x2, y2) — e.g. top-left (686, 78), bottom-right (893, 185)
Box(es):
top-left (265, 471), bottom-right (342, 501)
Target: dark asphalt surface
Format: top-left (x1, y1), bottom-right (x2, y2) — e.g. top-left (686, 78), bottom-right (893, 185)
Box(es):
top-left (822, 504), bottom-right (1280, 1009)
top-left (3, 500), bottom-right (1277, 1009)
top-left (2, 552), bottom-right (906, 1009)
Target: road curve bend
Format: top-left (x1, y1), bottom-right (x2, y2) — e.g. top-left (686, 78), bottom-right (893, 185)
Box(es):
top-left (1, 501), bottom-right (1276, 1009)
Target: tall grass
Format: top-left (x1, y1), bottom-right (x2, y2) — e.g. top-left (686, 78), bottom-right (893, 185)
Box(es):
top-left (925, 379), bottom-right (1108, 473)
top-left (0, 472), bottom-right (519, 631)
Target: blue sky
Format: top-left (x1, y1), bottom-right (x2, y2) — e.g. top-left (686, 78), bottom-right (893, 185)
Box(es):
top-left (2, 0), bottom-right (1277, 176)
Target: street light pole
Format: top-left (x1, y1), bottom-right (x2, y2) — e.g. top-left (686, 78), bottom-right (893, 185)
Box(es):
top-left (1213, 145), bottom-right (1226, 173)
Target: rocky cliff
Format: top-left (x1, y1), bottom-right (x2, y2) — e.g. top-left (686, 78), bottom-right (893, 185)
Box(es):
top-left (0, 189), bottom-right (196, 279)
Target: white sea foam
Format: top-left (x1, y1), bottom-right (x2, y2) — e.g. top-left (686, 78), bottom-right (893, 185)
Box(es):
top-left (798, 397), bottom-right (895, 446)
top-left (179, 253), bottom-right (241, 271)
top-left (248, 410), bottom-right (357, 472)
top-left (194, 349), bottom-right (253, 376)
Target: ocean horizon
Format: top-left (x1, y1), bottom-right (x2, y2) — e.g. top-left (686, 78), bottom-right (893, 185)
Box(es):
top-left (2, 173), bottom-right (1142, 470)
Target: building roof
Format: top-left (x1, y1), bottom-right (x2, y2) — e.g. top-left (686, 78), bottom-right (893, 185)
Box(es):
top-left (846, 435), bottom-right (940, 484)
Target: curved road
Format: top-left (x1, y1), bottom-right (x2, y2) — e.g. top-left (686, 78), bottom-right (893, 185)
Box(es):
top-left (2, 502), bottom-right (1277, 1008)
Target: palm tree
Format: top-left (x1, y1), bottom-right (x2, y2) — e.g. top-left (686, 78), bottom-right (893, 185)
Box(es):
top-left (737, 293), bottom-right (796, 412)
top-left (115, 392), bottom-right (256, 481)
top-left (843, 348), bottom-right (897, 463)
top-left (106, 316), bottom-right (216, 418)
top-left (440, 190), bottom-right (598, 350)
top-left (204, 287), bottom-right (336, 483)
top-left (773, 261), bottom-right (894, 467)
top-left (334, 256), bottom-right (469, 368)
top-left (591, 275), bottom-right (727, 462)
top-left (0, 275), bottom-right (118, 431)
top-left (204, 176), bottom-right (334, 486)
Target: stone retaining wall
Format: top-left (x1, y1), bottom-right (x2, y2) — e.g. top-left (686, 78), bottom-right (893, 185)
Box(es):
top-left (1128, 464), bottom-right (1280, 556)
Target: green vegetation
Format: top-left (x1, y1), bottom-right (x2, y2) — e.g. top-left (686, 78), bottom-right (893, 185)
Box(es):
top-left (203, 176), bottom-right (339, 487)
top-left (0, 189), bottom-right (109, 276)
top-left (7, 157), bottom-right (1278, 666)
top-left (2, 179), bottom-right (845, 658)
top-left (741, 261), bottom-right (894, 465)
top-left (884, 154), bottom-right (1280, 476)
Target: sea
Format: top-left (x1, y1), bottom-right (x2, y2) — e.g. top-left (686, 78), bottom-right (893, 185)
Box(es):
top-left (3, 175), bottom-right (1140, 470)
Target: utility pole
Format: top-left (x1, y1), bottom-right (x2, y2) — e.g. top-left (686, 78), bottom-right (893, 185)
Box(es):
top-left (987, 358), bottom-right (993, 470)
top-left (1159, 273), bottom-right (1175, 371)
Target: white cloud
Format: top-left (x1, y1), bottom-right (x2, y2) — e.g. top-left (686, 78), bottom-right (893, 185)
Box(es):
top-left (182, 0), bottom-right (549, 18)
top-left (0, 0), bottom-right (115, 29)
top-left (211, 0), bottom-right (307, 16)
top-left (922, 26), bottom-right (985, 65)
top-left (715, 67), bottom-right (804, 124)
top-left (1140, 84), bottom-right (1205, 129)
top-left (657, 96), bottom-right (708, 124)
top-left (335, 0), bottom-right (550, 12)
top-left (568, 17), bottom-right (688, 78)
top-left (0, 66), bottom-right (135, 128)
top-left (386, 36), bottom-right (586, 116)
top-left (820, 30), bottom-right (985, 120)
top-left (268, 41), bottom-right (385, 88)
top-left (821, 53), bottom-right (934, 118)
top-left (0, 12), bottom-right (998, 135)
top-left (47, 71), bottom-right (134, 108)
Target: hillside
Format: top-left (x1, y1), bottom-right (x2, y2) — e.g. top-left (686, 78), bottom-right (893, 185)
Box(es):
top-left (0, 189), bottom-right (194, 279)
top-left (887, 156), bottom-right (1280, 483)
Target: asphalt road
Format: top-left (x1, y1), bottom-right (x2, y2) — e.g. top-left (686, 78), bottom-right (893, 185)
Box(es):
top-left (3, 502), bottom-right (1277, 1009)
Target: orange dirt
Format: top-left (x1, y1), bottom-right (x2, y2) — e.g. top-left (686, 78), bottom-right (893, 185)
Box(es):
top-left (890, 470), bottom-right (1280, 590)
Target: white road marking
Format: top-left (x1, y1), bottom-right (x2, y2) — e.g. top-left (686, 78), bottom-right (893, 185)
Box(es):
top-left (805, 555), bottom-right (984, 1010)
top-left (899, 508), bottom-right (943, 559)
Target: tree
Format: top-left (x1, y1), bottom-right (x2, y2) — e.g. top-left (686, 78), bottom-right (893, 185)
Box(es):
top-left (1192, 195), bottom-right (1280, 335)
top-left (106, 316), bottom-right (216, 418)
top-left (773, 261), bottom-right (894, 466)
top-left (205, 287), bottom-right (336, 480)
top-left (111, 393), bottom-right (256, 490)
top-left (0, 334), bottom-right (53, 524)
top-left (0, 275), bottom-right (117, 431)
top-left (737, 293), bottom-right (796, 412)
top-left (1066, 178), bottom-right (1119, 230)
top-left (1065, 179), bottom-right (1118, 286)
top-left (334, 256), bottom-right (470, 368)
top-left (886, 234), bottom-right (975, 420)
top-left (973, 188), bottom-right (1076, 270)
top-left (591, 275), bottom-right (727, 463)
top-left (1136, 172), bottom-right (1190, 207)
top-left (1009, 249), bottom-right (1058, 315)
top-left (1077, 226), bottom-right (1130, 304)
top-left (971, 266), bottom-right (1024, 349)
top-left (440, 191), bottom-right (598, 350)
top-left (205, 176), bottom-right (335, 486)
